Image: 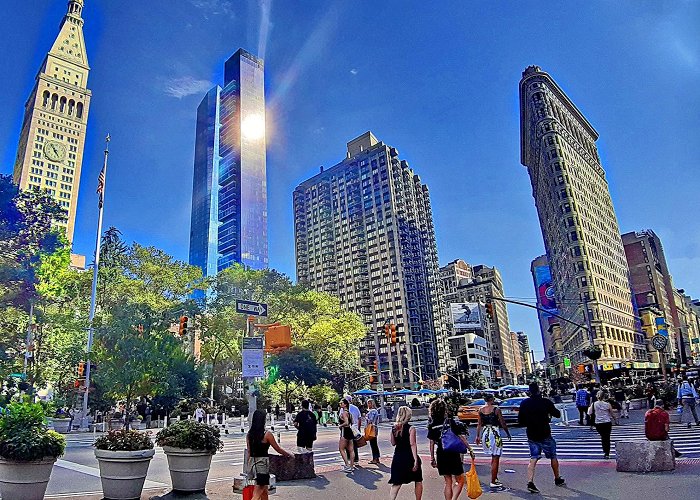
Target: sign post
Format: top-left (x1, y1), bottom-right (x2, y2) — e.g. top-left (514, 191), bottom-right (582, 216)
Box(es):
top-left (237, 300), bottom-right (267, 425)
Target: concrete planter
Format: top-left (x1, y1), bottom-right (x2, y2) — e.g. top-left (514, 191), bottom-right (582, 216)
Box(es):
top-left (130, 422), bottom-right (146, 430)
top-left (162, 446), bottom-right (213, 492)
top-left (52, 417), bottom-right (72, 434)
top-left (95, 449), bottom-right (155, 500)
top-left (0, 457), bottom-right (56, 500)
top-left (109, 419), bottom-right (124, 430)
top-left (629, 398), bottom-right (646, 410)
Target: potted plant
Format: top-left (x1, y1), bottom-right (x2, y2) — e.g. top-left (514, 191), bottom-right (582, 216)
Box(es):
top-left (52, 407), bottom-right (72, 434)
top-left (155, 420), bottom-right (223, 492)
top-left (94, 430), bottom-right (155, 500)
top-left (0, 402), bottom-right (66, 500)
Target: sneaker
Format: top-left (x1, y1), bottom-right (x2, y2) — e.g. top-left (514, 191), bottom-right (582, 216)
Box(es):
top-left (490, 479), bottom-right (503, 488)
top-left (688, 423), bottom-right (692, 429)
top-left (604, 454), bottom-right (610, 459)
top-left (555, 477), bottom-right (566, 487)
top-left (343, 466), bottom-right (352, 473)
top-left (527, 482), bottom-right (540, 493)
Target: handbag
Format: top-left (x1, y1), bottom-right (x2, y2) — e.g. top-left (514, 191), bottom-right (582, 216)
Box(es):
top-left (350, 424), bottom-right (361, 440)
top-left (246, 456), bottom-right (270, 481)
top-left (441, 419), bottom-right (469, 454)
top-left (364, 423), bottom-right (377, 440)
top-left (466, 458), bottom-right (482, 499)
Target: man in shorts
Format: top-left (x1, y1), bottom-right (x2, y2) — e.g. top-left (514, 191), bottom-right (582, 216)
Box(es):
top-left (518, 382), bottom-right (566, 493)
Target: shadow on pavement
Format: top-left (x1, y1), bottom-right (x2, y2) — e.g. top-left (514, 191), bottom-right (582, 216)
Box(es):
top-left (150, 491), bottom-right (210, 500)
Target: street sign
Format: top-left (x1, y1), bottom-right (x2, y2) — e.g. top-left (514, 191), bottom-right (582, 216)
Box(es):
top-left (243, 337), bottom-right (264, 350)
top-left (236, 299), bottom-right (268, 316)
top-left (242, 336), bottom-right (265, 378)
top-left (652, 334), bottom-right (668, 351)
top-left (563, 357), bottom-right (571, 369)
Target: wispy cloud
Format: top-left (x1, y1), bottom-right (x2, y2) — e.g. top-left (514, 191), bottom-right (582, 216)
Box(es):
top-left (189, 0), bottom-right (236, 18)
top-left (350, 68), bottom-right (358, 75)
top-left (164, 76), bottom-right (214, 98)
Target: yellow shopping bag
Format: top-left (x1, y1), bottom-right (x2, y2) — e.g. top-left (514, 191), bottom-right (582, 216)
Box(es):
top-left (466, 458), bottom-right (482, 499)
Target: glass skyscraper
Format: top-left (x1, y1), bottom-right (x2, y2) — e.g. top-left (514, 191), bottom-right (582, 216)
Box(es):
top-left (189, 49), bottom-right (268, 277)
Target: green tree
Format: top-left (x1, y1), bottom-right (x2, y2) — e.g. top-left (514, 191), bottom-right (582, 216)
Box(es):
top-left (272, 347), bottom-right (329, 407)
top-left (0, 174), bottom-right (67, 309)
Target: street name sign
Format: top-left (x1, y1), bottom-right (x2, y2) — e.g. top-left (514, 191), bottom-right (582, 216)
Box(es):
top-left (236, 299), bottom-right (268, 316)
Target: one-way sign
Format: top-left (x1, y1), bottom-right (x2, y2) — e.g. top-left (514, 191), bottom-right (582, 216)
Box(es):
top-left (236, 299), bottom-right (268, 316)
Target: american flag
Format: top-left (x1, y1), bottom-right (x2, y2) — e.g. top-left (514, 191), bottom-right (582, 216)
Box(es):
top-left (96, 167), bottom-right (105, 208)
top-left (96, 134), bottom-right (110, 208)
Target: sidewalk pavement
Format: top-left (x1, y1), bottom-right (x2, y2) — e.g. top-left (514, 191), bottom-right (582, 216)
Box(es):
top-left (49, 455), bottom-right (700, 500)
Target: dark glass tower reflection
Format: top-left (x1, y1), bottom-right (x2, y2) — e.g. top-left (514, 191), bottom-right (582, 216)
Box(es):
top-left (189, 49), bottom-right (268, 276)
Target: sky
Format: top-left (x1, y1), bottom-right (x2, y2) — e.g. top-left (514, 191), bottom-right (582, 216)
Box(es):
top-left (2, 1), bottom-right (699, 361)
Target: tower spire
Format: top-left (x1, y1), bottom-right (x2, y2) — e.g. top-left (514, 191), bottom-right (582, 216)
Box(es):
top-left (66, 0), bottom-right (84, 23)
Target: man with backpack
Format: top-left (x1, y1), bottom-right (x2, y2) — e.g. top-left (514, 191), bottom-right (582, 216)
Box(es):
top-left (676, 376), bottom-right (700, 428)
top-left (293, 399), bottom-right (318, 452)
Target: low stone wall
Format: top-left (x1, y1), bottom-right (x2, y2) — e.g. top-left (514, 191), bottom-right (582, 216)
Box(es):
top-left (269, 452), bottom-right (316, 481)
top-left (616, 440), bottom-right (675, 472)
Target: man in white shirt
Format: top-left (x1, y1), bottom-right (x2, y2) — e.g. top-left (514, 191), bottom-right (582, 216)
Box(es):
top-left (345, 396), bottom-right (361, 463)
top-left (193, 404), bottom-right (205, 423)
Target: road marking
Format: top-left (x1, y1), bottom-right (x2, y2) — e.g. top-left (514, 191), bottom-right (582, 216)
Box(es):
top-left (54, 459), bottom-right (167, 487)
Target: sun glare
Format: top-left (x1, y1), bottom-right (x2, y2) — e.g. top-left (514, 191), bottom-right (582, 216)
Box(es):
top-left (242, 114), bottom-right (265, 140)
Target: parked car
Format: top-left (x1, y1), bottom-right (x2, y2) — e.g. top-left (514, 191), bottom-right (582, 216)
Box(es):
top-left (457, 399), bottom-right (501, 425)
top-left (497, 397), bottom-right (527, 423)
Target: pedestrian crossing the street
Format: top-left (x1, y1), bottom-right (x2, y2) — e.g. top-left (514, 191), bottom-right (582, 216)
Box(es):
top-left (380, 421), bottom-right (700, 460)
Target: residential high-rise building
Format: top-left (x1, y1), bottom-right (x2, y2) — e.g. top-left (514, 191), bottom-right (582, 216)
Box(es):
top-left (13, 0), bottom-right (91, 243)
top-left (520, 66), bottom-right (646, 369)
top-left (189, 49), bottom-right (268, 277)
top-left (439, 261), bottom-right (517, 384)
top-left (517, 331), bottom-right (533, 375)
top-left (622, 230), bottom-right (680, 358)
top-left (510, 332), bottom-right (524, 382)
top-left (293, 132), bottom-right (448, 388)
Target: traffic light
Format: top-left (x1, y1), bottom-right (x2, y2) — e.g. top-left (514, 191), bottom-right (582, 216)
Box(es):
top-left (384, 324), bottom-right (391, 339)
top-left (390, 324), bottom-right (397, 344)
top-left (77, 362), bottom-right (85, 377)
top-left (369, 375), bottom-right (376, 383)
top-left (373, 359), bottom-right (379, 373)
top-left (485, 299), bottom-right (494, 320)
top-left (179, 316), bottom-right (189, 336)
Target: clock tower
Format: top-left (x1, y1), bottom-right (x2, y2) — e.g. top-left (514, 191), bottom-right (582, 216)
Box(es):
top-left (13, 0), bottom-right (92, 243)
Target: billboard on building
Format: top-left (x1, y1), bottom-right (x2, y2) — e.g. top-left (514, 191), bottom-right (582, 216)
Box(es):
top-left (450, 303), bottom-right (483, 330)
top-left (533, 265), bottom-right (558, 317)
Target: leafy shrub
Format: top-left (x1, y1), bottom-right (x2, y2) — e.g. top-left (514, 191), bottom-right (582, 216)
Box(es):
top-left (94, 430), bottom-right (153, 451)
top-left (0, 403), bottom-right (66, 461)
top-left (155, 420), bottom-right (223, 453)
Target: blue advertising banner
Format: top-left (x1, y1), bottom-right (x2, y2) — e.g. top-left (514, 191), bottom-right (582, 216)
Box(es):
top-left (534, 265), bottom-right (558, 317)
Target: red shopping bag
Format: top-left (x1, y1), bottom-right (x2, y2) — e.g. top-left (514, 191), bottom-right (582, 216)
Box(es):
top-left (242, 485), bottom-right (255, 500)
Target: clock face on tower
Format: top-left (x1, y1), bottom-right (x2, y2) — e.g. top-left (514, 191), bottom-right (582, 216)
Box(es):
top-left (43, 141), bottom-right (66, 162)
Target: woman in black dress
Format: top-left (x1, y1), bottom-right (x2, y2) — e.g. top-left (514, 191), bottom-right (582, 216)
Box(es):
top-left (427, 399), bottom-right (469, 500)
top-left (389, 406), bottom-right (423, 500)
top-left (246, 410), bottom-right (293, 500)
top-left (338, 399), bottom-right (356, 473)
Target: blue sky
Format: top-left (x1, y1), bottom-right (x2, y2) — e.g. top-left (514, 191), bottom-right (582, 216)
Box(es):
top-left (2, 1), bottom-right (699, 359)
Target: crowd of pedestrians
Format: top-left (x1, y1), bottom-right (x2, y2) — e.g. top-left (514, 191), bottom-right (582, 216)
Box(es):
top-left (243, 376), bottom-right (700, 498)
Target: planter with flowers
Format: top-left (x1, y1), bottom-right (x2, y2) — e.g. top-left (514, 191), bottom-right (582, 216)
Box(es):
top-left (0, 403), bottom-right (66, 500)
top-left (155, 420), bottom-right (223, 492)
top-left (94, 430), bottom-right (155, 500)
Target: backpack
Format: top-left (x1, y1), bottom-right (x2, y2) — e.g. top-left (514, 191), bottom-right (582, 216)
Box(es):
top-left (680, 382), bottom-right (694, 398)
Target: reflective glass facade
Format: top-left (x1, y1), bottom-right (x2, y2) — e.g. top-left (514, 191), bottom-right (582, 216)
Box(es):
top-left (189, 49), bottom-right (268, 277)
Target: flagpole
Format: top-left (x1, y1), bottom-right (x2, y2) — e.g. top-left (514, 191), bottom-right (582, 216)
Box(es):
top-left (81, 134), bottom-right (110, 430)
